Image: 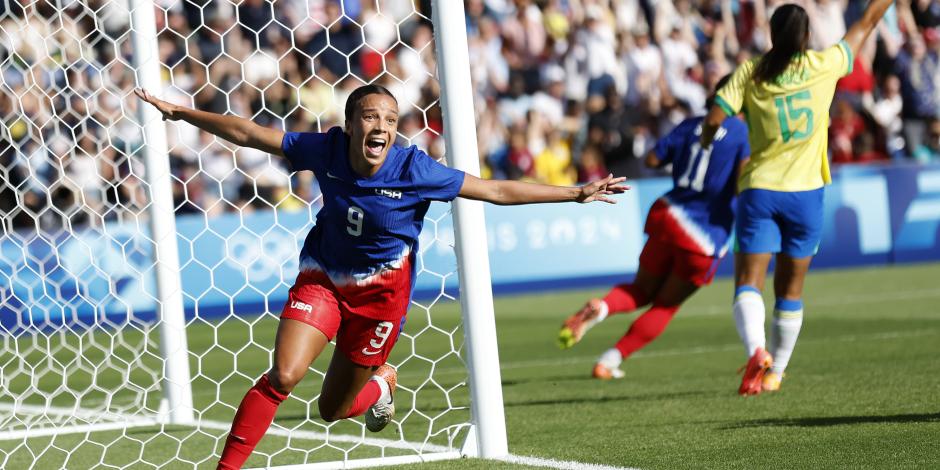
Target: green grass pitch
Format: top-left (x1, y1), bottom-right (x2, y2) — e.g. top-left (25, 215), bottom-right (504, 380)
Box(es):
top-left (2, 262), bottom-right (938, 469)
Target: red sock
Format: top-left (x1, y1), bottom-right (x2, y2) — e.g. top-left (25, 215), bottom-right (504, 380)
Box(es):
top-left (217, 375), bottom-right (288, 470)
top-left (614, 305), bottom-right (680, 359)
top-left (603, 283), bottom-right (650, 315)
top-left (342, 379), bottom-right (381, 419)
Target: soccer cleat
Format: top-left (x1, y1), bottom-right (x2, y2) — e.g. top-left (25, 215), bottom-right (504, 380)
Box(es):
top-left (738, 347), bottom-right (773, 396)
top-left (365, 364), bottom-right (397, 432)
top-left (558, 299), bottom-right (607, 349)
top-left (762, 371), bottom-right (783, 392)
top-left (592, 362), bottom-right (625, 380)
top-left (592, 348), bottom-right (625, 380)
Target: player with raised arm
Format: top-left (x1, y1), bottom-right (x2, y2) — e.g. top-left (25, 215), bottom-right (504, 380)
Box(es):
top-left (135, 85), bottom-right (627, 470)
top-left (699, 0), bottom-right (895, 395)
top-left (558, 76), bottom-right (750, 379)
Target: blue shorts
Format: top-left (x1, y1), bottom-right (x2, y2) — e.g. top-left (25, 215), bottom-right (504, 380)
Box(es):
top-left (735, 188), bottom-right (824, 258)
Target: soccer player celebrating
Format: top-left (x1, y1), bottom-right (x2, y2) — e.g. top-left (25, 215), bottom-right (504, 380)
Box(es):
top-left (135, 85), bottom-right (627, 469)
top-left (557, 76), bottom-right (750, 379)
top-left (700, 0), bottom-right (894, 395)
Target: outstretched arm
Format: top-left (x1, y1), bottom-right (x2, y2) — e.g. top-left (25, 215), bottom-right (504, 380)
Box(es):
top-left (458, 173), bottom-right (629, 205)
top-left (135, 88), bottom-right (285, 157)
top-left (843, 0), bottom-right (895, 58)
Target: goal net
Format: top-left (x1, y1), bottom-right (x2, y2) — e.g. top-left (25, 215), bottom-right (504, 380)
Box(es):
top-left (0, 0), bottom-right (503, 468)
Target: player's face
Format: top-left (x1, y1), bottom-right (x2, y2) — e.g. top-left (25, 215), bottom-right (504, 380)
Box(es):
top-left (348, 94), bottom-right (399, 177)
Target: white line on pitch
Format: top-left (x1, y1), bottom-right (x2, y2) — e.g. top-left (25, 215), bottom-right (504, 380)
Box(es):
top-left (500, 454), bottom-right (641, 470)
top-left (196, 419), bottom-right (453, 453)
top-left (604, 287), bottom-right (940, 319)
top-left (487, 328), bottom-right (940, 372)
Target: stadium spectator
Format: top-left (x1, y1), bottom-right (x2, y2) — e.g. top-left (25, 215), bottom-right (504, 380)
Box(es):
top-left (830, 98), bottom-right (868, 163)
top-left (912, 0), bottom-right (940, 28)
top-left (577, 145), bottom-right (610, 183)
top-left (5, 0), bottom-right (940, 234)
top-left (913, 118), bottom-right (940, 162)
top-left (864, 75), bottom-right (906, 159)
top-left (894, 34), bottom-right (940, 155)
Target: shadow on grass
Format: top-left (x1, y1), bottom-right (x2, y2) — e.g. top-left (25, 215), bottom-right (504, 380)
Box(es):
top-left (724, 411), bottom-right (940, 429)
top-left (500, 373), bottom-right (594, 386)
top-left (275, 390), bottom-right (718, 419)
top-left (504, 389), bottom-right (719, 408)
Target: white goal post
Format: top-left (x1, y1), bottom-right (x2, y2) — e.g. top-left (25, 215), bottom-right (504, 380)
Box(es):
top-left (0, 0), bottom-right (506, 468)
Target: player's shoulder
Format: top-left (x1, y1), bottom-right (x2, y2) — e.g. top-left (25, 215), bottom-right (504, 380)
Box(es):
top-left (295, 125), bottom-right (346, 140)
top-left (391, 143), bottom-right (427, 168)
top-left (381, 143), bottom-right (439, 180)
top-left (807, 41), bottom-right (852, 71)
top-left (674, 116), bottom-right (705, 134)
top-left (285, 126), bottom-right (346, 150)
top-left (721, 115), bottom-right (748, 133)
top-left (729, 57), bottom-right (758, 81)
top-left (281, 126), bottom-right (348, 171)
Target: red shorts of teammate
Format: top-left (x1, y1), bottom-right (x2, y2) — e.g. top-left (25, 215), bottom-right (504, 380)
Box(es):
top-left (280, 264), bottom-right (410, 367)
top-left (641, 201), bottom-right (723, 286)
top-left (638, 237), bottom-right (720, 286)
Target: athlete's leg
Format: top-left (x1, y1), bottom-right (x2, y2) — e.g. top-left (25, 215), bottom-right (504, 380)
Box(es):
top-left (596, 246), bottom-right (718, 379)
top-left (767, 253), bottom-right (812, 378)
top-left (219, 269), bottom-right (342, 470)
top-left (612, 273), bottom-right (698, 359)
top-left (604, 267), bottom-right (666, 314)
top-left (732, 189), bottom-right (778, 359)
top-left (319, 314), bottom-right (404, 428)
top-left (270, 319), bottom-right (331, 393)
top-left (218, 318), bottom-right (330, 470)
top-left (559, 266), bottom-right (666, 349)
top-left (733, 252), bottom-right (772, 356)
top-left (318, 351), bottom-right (380, 421)
top-left (558, 234), bottom-right (673, 350)
top-left (764, 188), bottom-right (823, 388)
top-left (604, 235), bottom-right (676, 315)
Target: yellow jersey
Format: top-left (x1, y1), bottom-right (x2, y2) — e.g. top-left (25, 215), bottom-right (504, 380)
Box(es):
top-left (716, 40), bottom-right (853, 192)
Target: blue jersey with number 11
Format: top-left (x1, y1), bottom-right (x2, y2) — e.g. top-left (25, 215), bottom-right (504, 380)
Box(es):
top-left (651, 116), bottom-right (750, 256)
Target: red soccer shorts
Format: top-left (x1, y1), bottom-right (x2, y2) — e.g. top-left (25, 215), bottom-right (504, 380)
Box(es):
top-left (639, 235), bottom-right (722, 287)
top-left (280, 269), bottom-right (405, 367)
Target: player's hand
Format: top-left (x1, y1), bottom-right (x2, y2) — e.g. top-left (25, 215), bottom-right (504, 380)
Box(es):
top-left (577, 174), bottom-right (630, 204)
top-left (134, 88), bottom-right (182, 121)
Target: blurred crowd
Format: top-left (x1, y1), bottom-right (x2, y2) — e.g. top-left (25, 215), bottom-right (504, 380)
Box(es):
top-left (467, 0), bottom-right (940, 184)
top-left (1, 0), bottom-right (939, 232)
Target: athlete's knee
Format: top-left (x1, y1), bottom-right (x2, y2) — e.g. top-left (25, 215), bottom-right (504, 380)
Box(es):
top-left (630, 277), bottom-right (659, 302)
top-left (651, 295), bottom-right (684, 309)
top-left (268, 367), bottom-right (304, 395)
top-left (317, 400), bottom-right (345, 422)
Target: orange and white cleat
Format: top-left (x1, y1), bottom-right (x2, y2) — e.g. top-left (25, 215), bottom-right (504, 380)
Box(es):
top-left (762, 371), bottom-right (783, 392)
top-left (366, 364), bottom-right (397, 432)
top-left (592, 362), bottom-right (625, 380)
top-left (558, 299), bottom-right (608, 349)
top-left (738, 347), bottom-right (773, 396)
top-left (592, 348), bottom-right (625, 380)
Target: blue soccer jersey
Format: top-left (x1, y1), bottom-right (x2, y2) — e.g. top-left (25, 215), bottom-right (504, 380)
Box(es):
top-left (651, 115), bottom-right (750, 257)
top-left (281, 127), bottom-right (465, 285)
